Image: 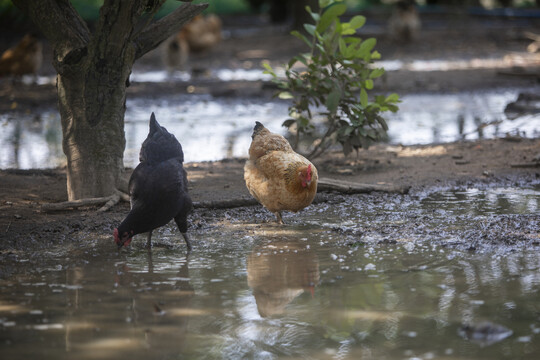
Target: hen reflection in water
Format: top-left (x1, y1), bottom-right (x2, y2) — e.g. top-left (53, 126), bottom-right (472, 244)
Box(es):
top-left (247, 241), bottom-right (319, 317)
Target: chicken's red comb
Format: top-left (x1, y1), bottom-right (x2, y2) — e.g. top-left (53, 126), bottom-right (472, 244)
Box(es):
top-left (306, 164), bottom-right (312, 181)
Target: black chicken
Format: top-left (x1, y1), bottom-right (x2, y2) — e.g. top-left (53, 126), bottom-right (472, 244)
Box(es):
top-left (114, 113), bottom-right (193, 251)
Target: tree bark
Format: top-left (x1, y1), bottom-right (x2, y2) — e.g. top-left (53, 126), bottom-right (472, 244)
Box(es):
top-left (13, 0), bottom-right (207, 200)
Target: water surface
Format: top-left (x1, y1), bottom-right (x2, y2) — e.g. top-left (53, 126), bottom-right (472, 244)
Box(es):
top-left (1, 87), bottom-right (539, 169)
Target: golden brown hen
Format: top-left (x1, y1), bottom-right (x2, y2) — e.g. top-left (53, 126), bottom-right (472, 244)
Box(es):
top-left (0, 33), bottom-right (42, 78)
top-left (244, 122), bottom-right (318, 224)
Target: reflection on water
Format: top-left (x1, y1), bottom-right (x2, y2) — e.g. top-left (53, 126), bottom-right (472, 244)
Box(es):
top-left (123, 96), bottom-right (288, 165)
top-left (387, 90), bottom-right (540, 145)
top-left (247, 242), bottom-right (319, 317)
top-left (0, 112), bottom-right (63, 169)
top-left (129, 68), bottom-right (274, 83)
top-left (1, 88), bottom-right (539, 169)
top-left (1, 231), bottom-right (540, 359)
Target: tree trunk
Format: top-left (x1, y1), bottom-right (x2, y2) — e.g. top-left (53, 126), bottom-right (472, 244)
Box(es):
top-left (12, 0), bottom-right (207, 200)
top-left (57, 52), bottom-right (130, 199)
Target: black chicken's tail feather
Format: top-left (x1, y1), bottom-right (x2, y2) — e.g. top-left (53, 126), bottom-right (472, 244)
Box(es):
top-left (252, 121), bottom-right (265, 139)
top-left (149, 112), bottom-right (161, 136)
top-left (140, 112), bottom-right (184, 164)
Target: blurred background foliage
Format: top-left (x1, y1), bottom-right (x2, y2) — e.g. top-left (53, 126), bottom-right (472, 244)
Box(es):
top-left (1, 0), bottom-right (538, 32)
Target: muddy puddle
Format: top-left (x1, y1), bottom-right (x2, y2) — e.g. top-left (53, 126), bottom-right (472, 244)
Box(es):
top-left (1, 82), bottom-right (539, 169)
top-left (1, 186), bottom-right (539, 359)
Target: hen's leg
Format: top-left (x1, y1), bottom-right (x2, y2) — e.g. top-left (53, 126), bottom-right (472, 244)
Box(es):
top-left (174, 215), bottom-right (192, 252)
top-left (274, 211), bottom-right (284, 224)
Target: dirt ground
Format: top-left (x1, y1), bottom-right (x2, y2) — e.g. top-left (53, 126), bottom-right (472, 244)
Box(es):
top-left (0, 12), bottom-right (539, 253)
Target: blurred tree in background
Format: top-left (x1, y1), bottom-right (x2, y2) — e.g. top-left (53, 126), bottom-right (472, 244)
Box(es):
top-left (2, 0), bottom-right (538, 32)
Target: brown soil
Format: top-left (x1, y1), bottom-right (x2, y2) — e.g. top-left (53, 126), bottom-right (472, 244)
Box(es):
top-left (1, 12), bottom-right (539, 252)
top-left (1, 137), bottom-right (538, 251)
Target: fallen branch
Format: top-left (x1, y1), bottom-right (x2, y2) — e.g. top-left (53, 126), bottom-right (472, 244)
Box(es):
top-left (192, 179), bottom-right (408, 210)
top-left (193, 197), bottom-right (258, 209)
top-left (511, 162), bottom-right (540, 168)
top-left (318, 177), bottom-right (410, 194)
top-left (497, 69), bottom-right (540, 78)
top-left (42, 178), bottom-right (407, 212)
top-left (41, 190), bottom-right (129, 212)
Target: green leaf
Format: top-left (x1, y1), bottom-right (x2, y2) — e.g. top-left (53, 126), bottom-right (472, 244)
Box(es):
top-left (299, 116), bottom-right (310, 127)
top-left (306, 6), bottom-right (320, 22)
top-left (262, 62), bottom-right (276, 76)
top-left (365, 79), bottom-right (373, 89)
top-left (360, 88), bottom-right (368, 107)
top-left (326, 88), bottom-right (341, 114)
top-left (388, 104), bottom-right (399, 112)
top-left (357, 37), bottom-right (376, 58)
top-left (317, 3), bottom-right (347, 33)
top-left (338, 37), bottom-right (347, 55)
top-left (319, 0), bottom-right (333, 9)
top-left (348, 15), bottom-right (366, 30)
top-left (386, 93), bottom-right (400, 103)
top-left (291, 30), bottom-right (313, 48)
top-left (293, 54), bottom-right (308, 66)
top-left (341, 28), bottom-right (356, 36)
top-left (369, 68), bottom-right (385, 79)
top-left (378, 117), bottom-right (389, 131)
top-left (304, 23), bottom-right (317, 36)
top-left (279, 92), bottom-right (294, 99)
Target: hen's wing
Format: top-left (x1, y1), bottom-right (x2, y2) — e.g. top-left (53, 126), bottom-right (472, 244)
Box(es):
top-left (128, 158), bottom-right (190, 233)
top-left (255, 151), bottom-right (308, 180)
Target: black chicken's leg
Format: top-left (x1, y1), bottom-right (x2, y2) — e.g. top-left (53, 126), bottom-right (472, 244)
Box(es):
top-left (174, 215), bottom-right (192, 251)
top-left (146, 230), bottom-right (153, 248)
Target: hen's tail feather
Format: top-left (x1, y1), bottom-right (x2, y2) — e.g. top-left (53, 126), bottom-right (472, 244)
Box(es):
top-left (252, 121), bottom-right (265, 139)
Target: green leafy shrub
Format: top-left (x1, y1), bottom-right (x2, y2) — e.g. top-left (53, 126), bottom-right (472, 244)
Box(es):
top-left (263, 0), bottom-right (400, 158)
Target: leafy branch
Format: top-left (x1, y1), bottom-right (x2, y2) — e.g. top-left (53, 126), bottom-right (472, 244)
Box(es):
top-left (264, 0), bottom-right (400, 159)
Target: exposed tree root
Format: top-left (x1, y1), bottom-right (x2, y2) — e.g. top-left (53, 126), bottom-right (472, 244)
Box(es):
top-left (511, 162), bottom-right (540, 168)
top-left (524, 31), bottom-right (540, 53)
top-left (97, 193), bottom-right (121, 213)
top-left (318, 177), bottom-right (410, 194)
top-left (41, 190), bottom-right (130, 212)
top-left (41, 178), bottom-right (407, 212)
